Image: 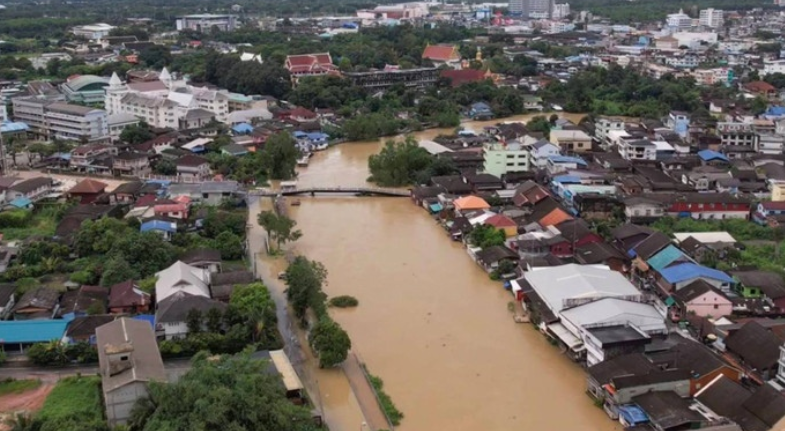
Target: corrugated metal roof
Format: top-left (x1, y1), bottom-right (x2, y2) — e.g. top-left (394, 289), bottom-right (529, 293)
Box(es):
top-left (659, 263), bottom-right (734, 284)
top-left (0, 320), bottom-right (68, 343)
top-left (269, 350), bottom-right (304, 391)
top-left (0, 121), bottom-right (30, 133)
top-left (647, 245), bottom-right (688, 271)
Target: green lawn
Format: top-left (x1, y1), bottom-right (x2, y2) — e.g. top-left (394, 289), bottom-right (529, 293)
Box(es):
top-left (0, 378), bottom-right (41, 396)
top-left (0, 211), bottom-right (57, 241)
top-left (37, 376), bottom-right (104, 424)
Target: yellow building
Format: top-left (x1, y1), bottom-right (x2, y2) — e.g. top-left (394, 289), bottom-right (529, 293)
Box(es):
top-left (772, 183), bottom-right (785, 202)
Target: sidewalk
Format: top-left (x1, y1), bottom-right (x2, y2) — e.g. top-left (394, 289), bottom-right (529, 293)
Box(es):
top-left (342, 353), bottom-right (393, 431)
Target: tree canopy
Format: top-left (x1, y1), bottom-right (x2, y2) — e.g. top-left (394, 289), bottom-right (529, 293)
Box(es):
top-left (468, 224), bottom-right (506, 250)
top-left (260, 132), bottom-right (300, 180)
top-left (257, 211), bottom-right (302, 251)
top-left (368, 136), bottom-right (439, 187)
top-left (309, 317), bottom-right (351, 368)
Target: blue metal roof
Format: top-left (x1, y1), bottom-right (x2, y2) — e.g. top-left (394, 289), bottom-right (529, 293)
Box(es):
top-left (659, 263), bottom-right (734, 284)
top-left (697, 149), bottom-right (729, 163)
top-left (429, 203), bottom-right (443, 213)
top-left (766, 106), bottom-right (785, 116)
top-left (619, 405), bottom-right (648, 425)
top-left (140, 220), bottom-right (176, 233)
top-left (0, 320), bottom-right (68, 343)
top-left (293, 131), bottom-right (308, 138)
top-left (8, 197), bottom-right (31, 208)
top-left (549, 155), bottom-right (588, 167)
top-left (646, 245), bottom-right (688, 271)
top-left (553, 175), bottom-right (582, 184)
top-left (133, 314), bottom-right (155, 329)
top-left (0, 121), bottom-right (29, 133)
top-left (232, 123), bottom-right (253, 134)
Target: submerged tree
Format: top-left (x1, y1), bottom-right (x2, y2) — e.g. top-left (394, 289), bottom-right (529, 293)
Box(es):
top-left (260, 132), bottom-right (300, 180)
top-left (309, 317), bottom-right (351, 368)
top-left (257, 211), bottom-right (302, 251)
top-left (368, 136), bottom-right (435, 187)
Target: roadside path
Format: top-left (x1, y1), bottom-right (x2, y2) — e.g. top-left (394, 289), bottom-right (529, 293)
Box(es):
top-left (342, 353), bottom-right (393, 431)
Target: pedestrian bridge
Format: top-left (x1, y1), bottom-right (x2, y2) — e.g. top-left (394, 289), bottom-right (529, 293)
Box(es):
top-left (249, 187), bottom-right (410, 197)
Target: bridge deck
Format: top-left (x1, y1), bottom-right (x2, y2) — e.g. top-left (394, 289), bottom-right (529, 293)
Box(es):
top-left (250, 187), bottom-right (409, 197)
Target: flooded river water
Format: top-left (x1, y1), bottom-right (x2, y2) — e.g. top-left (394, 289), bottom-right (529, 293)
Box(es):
top-left (251, 113), bottom-right (619, 431)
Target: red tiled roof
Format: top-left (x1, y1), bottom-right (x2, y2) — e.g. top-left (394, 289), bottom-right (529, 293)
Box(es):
top-left (69, 179), bottom-right (108, 194)
top-left (154, 203), bottom-right (187, 213)
top-left (422, 44), bottom-right (458, 61)
top-left (108, 280), bottom-right (150, 309)
top-left (485, 214), bottom-right (516, 228)
top-left (285, 53), bottom-right (335, 73)
top-left (289, 107), bottom-right (316, 119)
top-left (744, 81), bottom-right (776, 93)
top-left (134, 194), bottom-right (156, 207)
top-left (440, 69), bottom-right (490, 87)
top-left (176, 154), bottom-right (209, 167)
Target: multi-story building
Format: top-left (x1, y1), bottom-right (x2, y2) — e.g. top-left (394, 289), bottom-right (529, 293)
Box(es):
top-left (552, 3), bottom-right (570, 19)
top-left (12, 96), bottom-right (108, 142)
top-left (665, 111), bottom-right (690, 138)
top-left (757, 134), bottom-right (785, 155)
top-left (762, 60), bottom-right (785, 77)
top-left (107, 113), bottom-right (140, 143)
top-left (71, 23), bottom-right (115, 40)
top-left (113, 152), bottom-right (151, 176)
top-left (105, 69), bottom-right (229, 128)
top-left (175, 14), bottom-right (237, 32)
top-left (483, 142), bottom-right (530, 177)
top-left (510, 0), bottom-right (553, 17)
top-left (619, 138), bottom-right (657, 161)
top-left (666, 10), bottom-right (693, 29)
top-left (594, 117), bottom-right (625, 149)
top-left (549, 130), bottom-right (592, 153)
top-left (284, 53), bottom-right (340, 85)
top-left (691, 68), bottom-right (732, 86)
top-left (344, 67), bottom-right (440, 91)
top-left (698, 8), bottom-right (723, 28)
top-left (70, 143), bottom-right (117, 169)
top-left (717, 122), bottom-right (757, 147)
top-left (60, 75), bottom-right (110, 104)
top-left (665, 55), bottom-right (700, 69)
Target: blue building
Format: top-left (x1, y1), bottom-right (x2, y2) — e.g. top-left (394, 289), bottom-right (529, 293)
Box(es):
top-left (665, 111), bottom-right (690, 139)
top-left (469, 102), bottom-right (494, 120)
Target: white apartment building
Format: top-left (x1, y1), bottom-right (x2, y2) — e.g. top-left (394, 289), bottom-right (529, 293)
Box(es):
top-left (175, 14), bottom-right (237, 32)
top-left (105, 68), bottom-right (229, 129)
top-left (594, 117), bottom-right (625, 148)
top-left (699, 8), bottom-right (723, 28)
top-left (12, 96), bottom-right (108, 142)
top-left (483, 142), bottom-right (530, 177)
top-left (666, 10), bottom-right (693, 30)
top-left (552, 3), bottom-right (570, 19)
top-left (762, 60), bottom-right (785, 77)
top-left (717, 122), bottom-right (757, 147)
top-left (618, 138), bottom-right (657, 161)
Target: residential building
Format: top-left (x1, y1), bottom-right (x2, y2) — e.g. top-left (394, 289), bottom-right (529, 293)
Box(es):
top-left (6, 177), bottom-right (53, 202)
top-left (140, 220), bottom-right (177, 241)
top-left (180, 249), bottom-right (222, 273)
top-left (666, 9), bottom-right (693, 29)
top-left (0, 320), bottom-right (68, 353)
top-left (663, 193), bottom-right (750, 220)
top-left (12, 97), bottom-right (109, 142)
top-left (698, 8), bottom-right (723, 28)
top-left (107, 113), bottom-right (139, 143)
top-left (527, 139), bottom-right (561, 167)
top-left (619, 138), bottom-right (656, 161)
top-left (583, 324), bottom-right (652, 367)
top-left (71, 143), bottom-right (117, 170)
top-left (68, 179), bottom-right (108, 204)
top-left (657, 262), bottom-right (735, 294)
top-left (468, 102), bottom-right (493, 120)
top-left (155, 291), bottom-right (226, 339)
top-left (483, 141), bottom-right (530, 177)
top-left (175, 154), bottom-right (211, 181)
top-left (762, 60), bottom-right (785, 77)
top-left (725, 321), bottom-right (784, 380)
top-left (108, 280), bottom-right (151, 314)
top-left (64, 315), bottom-right (115, 344)
top-left (96, 318), bottom-right (166, 427)
top-left (671, 280), bottom-right (732, 319)
top-left (697, 375), bottom-right (785, 431)
top-left (112, 152), bottom-right (151, 177)
top-left (594, 117), bottom-right (625, 149)
top-left (549, 129), bottom-right (592, 153)
top-left (154, 261), bottom-right (210, 303)
top-left (175, 14), bottom-right (237, 32)
top-left (284, 53), bottom-right (339, 85)
top-left (731, 270), bottom-right (785, 308)
top-left (744, 81), bottom-right (777, 100)
top-left (665, 111), bottom-right (690, 138)
top-left (510, 0), bottom-right (554, 18)
top-left (12, 287), bottom-right (60, 320)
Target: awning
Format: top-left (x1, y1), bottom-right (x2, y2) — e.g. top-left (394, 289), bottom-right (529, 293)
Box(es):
top-left (665, 296), bottom-right (676, 307)
top-left (429, 203), bottom-right (443, 213)
top-left (547, 322), bottom-right (583, 351)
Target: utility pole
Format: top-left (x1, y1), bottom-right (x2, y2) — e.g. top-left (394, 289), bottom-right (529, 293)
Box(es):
top-left (0, 129), bottom-right (6, 176)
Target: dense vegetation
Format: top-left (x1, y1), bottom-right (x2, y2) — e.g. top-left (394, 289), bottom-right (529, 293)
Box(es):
top-left (368, 136), bottom-right (458, 186)
top-left (28, 376), bottom-right (107, 431)
top-left (541, 65), bottom-right (702, 117)
top-left (365, 367), bottom-right (404, 426)
top-left (129, 352), bottom-right (320, 431)
top-left (257, 211), bottom-right (302, 251)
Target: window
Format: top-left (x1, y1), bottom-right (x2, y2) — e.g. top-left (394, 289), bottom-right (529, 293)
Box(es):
top-left (713, 304), bottom-right (719, 309)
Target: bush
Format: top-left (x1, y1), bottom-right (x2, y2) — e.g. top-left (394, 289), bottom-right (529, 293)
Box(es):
top-left (328, 295), bottom-right (359, 308)
top-left (0, 210), bottom-right (32, 228)
top-left (365, 368), bottom-right (404, 426)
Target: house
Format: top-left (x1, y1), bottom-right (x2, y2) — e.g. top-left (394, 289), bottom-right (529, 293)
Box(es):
top-left (284, 53), bottom-right (338, 84)
top-left (64, 315), bottom-right (115, 343)
top-left (574, 242), bottom-right (630, 273)
top-left (180, 249), bottom-right (222, 273)
top-left (665, 193), bottom-right (751, 220)
top-left (432, 175), bottom-right (473, 195)
top-left (0, 320), bottom-right (69, 353)
top-left (221, 143), bottom-right (248, 157)
top-left (549, 129), bottom-right (592, 153)
top-left (12, 287), bottom-right (60, 320)
top-left (153, 203), bottom-right (188, 220)
top-left (754, 201), bottom-right (785, 225)
top-left (175, 154), bottom-right (211, 181)
top-left (199, 181), bottom-right (241, 205)
top-left (610, 224), bottom-right (654, 253)
top-left (731, 270), bottom-right (785, 308)
top-left (526, 197), bottom-right (573, 228)
top-left (671, 280), bottom-right (732, 319)
top-left (108, 280), bottom-right (151, 314)
top-left (7, 177), bottom-right (53, 202)
top-left (528, 139), bottom-right (561, 168)
top-left (475, 245), bottom-right (518, 273)
top-left (696, 375), bottom-right (785, 431)
top-left (657, 263), bottom-right (735, 294)
top-left (59, 285), bottom-right (108, 317)
top-left (512, 181), bottom-right (551, 207)
top-left (631, 391), bottom-right (710, 431)
top-left (583, 325), bottom-right (652, 370)
top-left (554, 219), bottom-right (603, 251)
top-left (421, 44), bottom-right (461, 68)
top-left (96, 318), bottom-right (166, 427)
top-left (724, 321), bottom-right (785, 380)
top-left (112, 152), bottom-right (151, 177)
top-left (155, 291), bottom-right (226, 339)
top-left (140, 220), bottom-right (177, 241)
top-left (587, 353), bottom-right (655, 400)
top-left (453, 195), bottom-right (490, 214)
top-left (623, 197), bottom-right (665, 224)
top-left (209, 270), bottom-right (254, 301)
top-left (154, 261), bottom-right (210, 303)
top-left (109, 181), bottom-right (144, 204)
top-left (468, 102), bottom-right (493, 120)
top-left (744, 80), bottom-right (777, 99)
top-left (484, 214), bottom-right (517, 237)
top-left (68, 179), bottom-right (108, 204)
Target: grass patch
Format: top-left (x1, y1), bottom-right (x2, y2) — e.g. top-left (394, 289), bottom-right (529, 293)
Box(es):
top-left (0, 378), bottom-right (41, 396)
top-left (328, 295), bottom-right (359, 308)
top-left (363, 366), bottom-right (404, 426)
top-left (37, 376), bottom-right (104, 424)
top-left (0, 209), bottom-right (58, 241)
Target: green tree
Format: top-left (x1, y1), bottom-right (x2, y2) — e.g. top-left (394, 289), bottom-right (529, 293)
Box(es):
top-left (368, 136), bottom-right (435, 187)
top-left (230, 282), bottom-right (277, 343)
top-left (186, 309), bottom-right (203, 335)
top-left (212, 231), bottom-right (244, 260)
top-left (284, 256), bottom-right (328, 323)
top-left (468, 224), bottom-right (506, 250)
top-left (119, 122), bottom-right (154, 144)
top-left (27, 340), bottom-right (68, 366)
top-left (309, 317), bottom-right (351, 368)
top-left (526, 115), bottom-right (552, 138)
top-left (130, 353), bottom-right (319, 431)
top-left (205, 307), bottom-right (224, 333)
top-left (100, 256), bottom-right (139, 287)
top-left (152, 159), bottom-right (176, 176)
top-left (256, 211), bottom-right (302, 251)
top-left (139, 45), bottom-right (173, 69)
top-left (260, 132), bottom-right (299, 180)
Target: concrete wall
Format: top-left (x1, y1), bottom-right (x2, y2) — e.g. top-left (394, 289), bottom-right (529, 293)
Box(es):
top-left (106, 382), bottom-right (149, 426)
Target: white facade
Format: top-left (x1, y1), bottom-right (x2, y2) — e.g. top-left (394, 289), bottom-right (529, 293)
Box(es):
top-left (595, 117), bottom-right (625, 148)
top-left (105, 69), bottom-right (229, 128)
top-left (175, 14), bottom-right (237, 32)
top-left (483, 142), bottom-right (530, 177)
top-left (666, 10), bottom-right (693, 29)
top-left (12, 97), bottom-right (108, 142)
top-left (552, 3), bottom-right (570, 19)
top-left (762, 60), bottom-right (785, 77)
top-left (71, 23), bottom-right (115, 40)
top-left (699, 9), bottom-right (723, 28)
top-left (619, 139), bottom-right (656, 161)
top-left (154, 261), bottom-right (210, 303)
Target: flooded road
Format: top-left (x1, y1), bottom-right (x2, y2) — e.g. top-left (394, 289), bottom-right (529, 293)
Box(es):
top-left (252, 113), bottom-right (619, 431)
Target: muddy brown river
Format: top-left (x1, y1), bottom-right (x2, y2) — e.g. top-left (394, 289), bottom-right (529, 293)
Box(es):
top-left (251, 114), bottom-right (619, 431)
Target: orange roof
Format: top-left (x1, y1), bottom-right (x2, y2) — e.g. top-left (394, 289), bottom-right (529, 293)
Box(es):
top-left (454, 195), bottom-right (490, 211)
top-left (69, 178), bottom-right (108, 194)
top-left (422, 44), bottom-right (459, 61)
top-left (485, 214), bottom-right (516, 228)
top-left (173, 195), bottom-right (191, 204)
top-left (539, 209), bottom-right (572, 227)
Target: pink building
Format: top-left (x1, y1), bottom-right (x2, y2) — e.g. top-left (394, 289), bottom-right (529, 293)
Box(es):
top-left (672, 279), bottom-right (732, 319)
